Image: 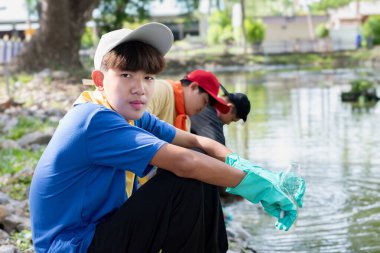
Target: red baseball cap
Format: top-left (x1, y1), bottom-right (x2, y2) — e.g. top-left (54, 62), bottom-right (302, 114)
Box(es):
top-left (185, 70), bottom-right (230, 113)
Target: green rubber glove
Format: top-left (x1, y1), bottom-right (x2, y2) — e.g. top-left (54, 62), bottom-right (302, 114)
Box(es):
top-left (225, 153), bottom-right (305, 231)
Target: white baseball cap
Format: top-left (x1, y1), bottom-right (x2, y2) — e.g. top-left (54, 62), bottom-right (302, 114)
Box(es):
top-left (93, 22), bottom-right (174, 70)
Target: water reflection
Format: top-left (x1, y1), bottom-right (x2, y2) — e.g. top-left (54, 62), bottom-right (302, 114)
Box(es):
top-left (218, 69), bottom-right (380, 253)
top-left (163, 68), bottom-right (379, 252)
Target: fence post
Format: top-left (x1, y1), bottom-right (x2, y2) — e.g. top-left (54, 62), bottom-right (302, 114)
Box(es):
top-left (2, 39), bottom-right (11, 99)
top-left (1, 38), bottom-right (24, 101)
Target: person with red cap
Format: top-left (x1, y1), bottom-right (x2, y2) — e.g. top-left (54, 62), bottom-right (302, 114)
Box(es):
top-left (144, 70), bottom-right (232, 251)
top-left (147, 69), bottom-right (230, 132)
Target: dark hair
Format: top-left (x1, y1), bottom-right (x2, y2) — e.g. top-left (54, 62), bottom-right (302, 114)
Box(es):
top-left (101, 41), bottom-right (166, 74)
top-left (226, 93), bottom-right (251, 121)
top-left (180, 78), bottom-right (216, 106)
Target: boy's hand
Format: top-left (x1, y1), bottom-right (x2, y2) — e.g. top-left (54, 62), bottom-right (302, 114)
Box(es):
top-left (225, 153), bottom-right (306, 231)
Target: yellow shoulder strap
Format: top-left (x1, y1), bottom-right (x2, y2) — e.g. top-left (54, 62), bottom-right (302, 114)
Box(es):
top-left (125, 171), bottom-right (136, 197)
top-left (125, 120), bottom-right (136, 198)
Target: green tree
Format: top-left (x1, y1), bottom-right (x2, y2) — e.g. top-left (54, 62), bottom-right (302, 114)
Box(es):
top-left (95, 0), bottom-right (200, 34)
top-left (362, 15), bottom-right (380, 46)
top-left (94, 0), bottom-right (150, 34)
top-left (16, 0), bottom-right (100, 72)
top-left (15, 0), bottom-right (203, 72)
top-left (24, 0), bottom-right (39, 20)
top-left (81, 26), bottom-right (95, 49)
top-left (311, 0), bottom-right (353, 12)
top-left (245, 19), bottom-right (265, 45)
top-left (207, 10), bottom-right (234, 46)
top-left (245, 19), bottom-right (265, 53)
top-left (178, 0), bottom-right (200, 13)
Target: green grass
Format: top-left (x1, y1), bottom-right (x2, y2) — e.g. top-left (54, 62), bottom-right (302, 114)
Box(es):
top-left (10, 230), bottom-right (33, 252)
top-left (10, 73), bottom-right (34, 84)
top-left (0, 73), bottom-right (34, 97)
top-left (3, 116), bottom-right (58, 140)
top-left (166, 43), bottom-right (380, 72)
top-left (0, 147), bottom-right (43, 200)
top-left (0, 148), bottom-right (43, 175)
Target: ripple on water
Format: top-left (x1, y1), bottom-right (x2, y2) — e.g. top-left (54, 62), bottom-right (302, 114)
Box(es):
top-left (225, 162), bottom-right (380, 253)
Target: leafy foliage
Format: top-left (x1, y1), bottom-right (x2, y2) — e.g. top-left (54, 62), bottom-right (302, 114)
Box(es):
top-left (311, 0), bottom-right (352, 12)
top-left (176, 0), bottom-right (200, 13)
top-left (94, 0), bottom-right (151, 34)
top-left (207, 10), bottom-right (234, 45)
top-left (24, 0), bottom-right (39, 19)
top-left (94, 0), bottom-right (200, 34)
top-left (245, 19), bottom-right (265, 44)
top-left (349, 79), bottom-right (376, 93)
top-left (341, 78), bottom-right (379, 103)
top-left (81, 26), bottom-right (96, 49)
top-left (316, 23), bottom-right (329, 39)
top-left (362, 15), bottom-right (380, 46)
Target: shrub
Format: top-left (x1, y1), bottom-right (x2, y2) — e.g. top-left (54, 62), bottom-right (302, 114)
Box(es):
top-left (350, 79), bottom-right (375, 93)
top-left (81, 26), bottom-right (95, 49)
top-left (362, 15), bottom-right (380, 46)
top-left (316, 23), bottom-right (329, 39)
top-left (207, 10), bottom-right (234, 45)
top-left (245, 19), bottom-right (265, 45)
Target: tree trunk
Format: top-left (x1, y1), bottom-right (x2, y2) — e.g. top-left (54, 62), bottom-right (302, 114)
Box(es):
top-left (240, 0), bottom-right (247, 54)
top-left (16, 0), bottom-right (100, 72)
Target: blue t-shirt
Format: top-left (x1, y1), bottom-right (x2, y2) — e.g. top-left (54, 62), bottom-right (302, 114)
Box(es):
top-left (29, 103), bottom-right (176, 253)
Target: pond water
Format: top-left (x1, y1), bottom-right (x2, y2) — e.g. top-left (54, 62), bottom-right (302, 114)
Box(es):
top-left (166, 68), bottom-right (380, 252)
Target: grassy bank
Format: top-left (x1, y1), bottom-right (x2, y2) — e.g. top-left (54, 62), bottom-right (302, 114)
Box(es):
top-left (165, 44), bottom-right (380, 74)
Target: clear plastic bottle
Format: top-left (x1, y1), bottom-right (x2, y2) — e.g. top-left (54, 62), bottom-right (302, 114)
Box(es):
top-left (277, 163), bottom-right (306, 232)
top-left (280, 162), bottom-right (305, 208)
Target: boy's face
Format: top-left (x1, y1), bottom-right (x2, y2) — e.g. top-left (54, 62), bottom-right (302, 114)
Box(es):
top-left (219, 106), bottom-right (240, 125)
top-left (94, 68), bottom-right (155, 120)
top-left (183, 82), bottom-right (210, 116)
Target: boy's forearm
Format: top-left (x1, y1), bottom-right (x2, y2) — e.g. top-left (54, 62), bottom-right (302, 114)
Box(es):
top-left (172, 129), bottom-right (231, 162)
top-left (190, 152), bottom-right (245, 187)
top-left (194, 135), bottom-right (231, 162)
top-left (151, 144), bottom-right (245, 187)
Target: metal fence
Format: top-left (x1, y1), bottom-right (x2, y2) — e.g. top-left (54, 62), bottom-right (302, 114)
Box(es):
top-left (1, 39), bottom-right (24, 100)
top-left (0, 39), bottom-right (24, 64)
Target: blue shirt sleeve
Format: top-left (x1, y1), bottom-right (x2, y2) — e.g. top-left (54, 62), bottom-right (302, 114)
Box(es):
top-left (86, 108), bottom-right (175, 177)
top-left (135, 111), bottom-right (176, 143)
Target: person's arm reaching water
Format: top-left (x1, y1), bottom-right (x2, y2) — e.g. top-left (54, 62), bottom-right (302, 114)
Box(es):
top-left (151, 128), bottom-right (305, 231)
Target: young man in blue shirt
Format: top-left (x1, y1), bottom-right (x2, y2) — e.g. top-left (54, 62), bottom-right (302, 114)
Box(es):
top-left (29, 22), bottom-right (304, 253)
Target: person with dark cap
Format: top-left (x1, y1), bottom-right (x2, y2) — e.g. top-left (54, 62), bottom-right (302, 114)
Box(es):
top-left (189, 85), bottom-right (251, 249)
top-left (191, 84), bottom-right (251, 147)
top-left (191, 84), bottom-right (251, 200)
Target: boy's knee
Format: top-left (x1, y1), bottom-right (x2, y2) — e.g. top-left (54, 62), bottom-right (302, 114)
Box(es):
top-left (156, 169), bottom-right (204, 201)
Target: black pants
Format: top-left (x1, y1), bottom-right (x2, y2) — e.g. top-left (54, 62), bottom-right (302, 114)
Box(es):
top-left (87, 170), bottom-right (228, 253)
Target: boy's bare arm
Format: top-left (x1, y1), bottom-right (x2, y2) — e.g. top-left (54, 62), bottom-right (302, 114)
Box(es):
top-left (171, 128), bottom-right (231, 162)
top-left (150, 143), bottom-right (245, 187)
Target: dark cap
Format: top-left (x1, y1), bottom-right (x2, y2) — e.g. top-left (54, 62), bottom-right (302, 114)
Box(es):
top-left (219, 84), bottom-right (251, 122)
top-left (228, 93), bottom-right (251, 121)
